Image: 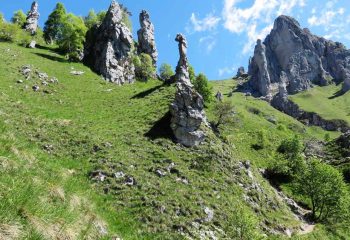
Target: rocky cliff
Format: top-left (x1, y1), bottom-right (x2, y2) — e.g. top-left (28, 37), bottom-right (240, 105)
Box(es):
top-left (25, 1), bottom-right (39, 35)
top-left (248, 15), bottom-right (350, 96)
top-left (137, 10), bottom-right (158, 66)
top-left (83, 1), bottom-right (135, 85)
top-left (170, 34), bottom-right (207, 147)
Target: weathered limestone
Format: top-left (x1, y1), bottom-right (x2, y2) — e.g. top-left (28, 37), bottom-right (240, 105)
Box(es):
top-left (137, 10), bottom-right (158, 66)
top-left (170, 34), bottom-right (207, 147)
top-left (83, 1), bottom-right (135, 85)
top-left (25, 1), bottom-right (40, 35)
top-left (249, 15), bottom-right (350, 96)
top-left (236, 67), bottom-right (247, 78)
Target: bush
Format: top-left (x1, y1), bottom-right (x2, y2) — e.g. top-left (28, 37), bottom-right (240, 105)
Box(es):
top-left (212, 101), bottom-right (235, 129)
top-left (0, 22), bottom-right (20, 42)
top-left (11, 10), bottom-right (26, 28)
top-left (159, 63), bottom-right (174, 81)
top-left (57, 13), bottom-right (87, 61)
top-left (297, 160), bottom-right (347, 222)
top-left (133, 53), bottom-right (156, 81)
top-left (189, 65), bottom-right (196, 83)
top-left (193, 73), bottom-right (213, 104)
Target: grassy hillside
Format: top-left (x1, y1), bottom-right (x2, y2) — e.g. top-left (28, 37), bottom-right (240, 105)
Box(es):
top-left (0, 42), bottom-right (348, 239)
top-left (289, 84), bottom-right (350, 125)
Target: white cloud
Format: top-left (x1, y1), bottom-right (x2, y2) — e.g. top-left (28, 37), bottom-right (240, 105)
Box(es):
top-left (218, 65), bottom-right (236, 77)
top-left (222, 0), bottom-right (306, 55)
top-left (199, 36), bottom-right (217, 53)
top-left (189, 13), bottom-right (221, 32)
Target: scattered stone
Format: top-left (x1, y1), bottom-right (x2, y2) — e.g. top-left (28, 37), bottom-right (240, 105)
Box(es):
top-left (170, 34), bottom-right (208, 147)
top-left (17, 80), bottom-right (23, 84)
top-left (21, 65), bottom-right (31, 76)
top-left (32, 85), bottom-right (39, 92)
top-left (203, 207), bottom-right (214, 222)
top-left (215, 91), bottom-right (223, 101)
top-left (90, 170), bottom-right (108, 182)
top-left (155, 169), bottom-right (167, 177)
top-left (137, 10), bottom-right (158, 66)
top-left (49, 77), bottom-right (59, 84)
top-left (114, 171), bottom-right (125, 179)
top-left (37, 72), bottom-right (48, 80)
top-left (70, 71), bottom-right (85, 76)
top-left (84, 1), bottom-right (135, 85)
top-left (28, 40), bottom-right (36, 49)
top-left (25, 1), bottom-right (40, 35)
top-left (41, 81), bottom-right (48, 86)
top-left (176, 177), bottom-right (189, 185)
top-left (124, 176), bottom-right (136, 186)
top-left (249, 15), bottom-right (350, 96)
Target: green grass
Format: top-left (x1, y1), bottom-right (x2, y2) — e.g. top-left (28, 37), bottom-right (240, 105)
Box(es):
top-left (0, 42), bottom-right (348, 239)
top-left (290, 84), bottom-right (350, 125)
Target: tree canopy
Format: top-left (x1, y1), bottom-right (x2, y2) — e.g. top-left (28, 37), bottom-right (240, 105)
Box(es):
top-left (11, 10), bottom-right (26, 28)
top-left (43, 2), bottom-right (67, 44)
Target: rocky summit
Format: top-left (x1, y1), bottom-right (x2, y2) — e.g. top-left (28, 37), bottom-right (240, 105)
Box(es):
top-left (83, 1), bottom-right (135, 85)
top-left (137, 10), bottom-right (158, 66)
top-left (170, 34), bottom-right (207, 147)
top-left (25, 1), bottom-right (39, 35)
top-left (248, 15), bottom-right (350, 96)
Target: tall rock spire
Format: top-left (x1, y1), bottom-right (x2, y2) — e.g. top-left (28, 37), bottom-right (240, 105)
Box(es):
top-left (137, 10), bottom-right (158, 66)
top-left (83, 1), bottom-right (135, 85)
top-left (25, 1), bottom-right (40, 35)
top-left (170, 34), bottom-right (207, 147)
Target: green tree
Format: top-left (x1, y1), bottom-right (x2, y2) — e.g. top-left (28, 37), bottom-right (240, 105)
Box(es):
top-left (277, 135), bottom-right (305, 175)
top-left (297, 160), bottom-right (346, 221)
top-left (212, 101), bottom-right (235, 129)
top-left (58, 13), bottom-right (87, 61)
top-left (0, 12), bottom-right (4, 23)
top-left (159, 63), bottom-right (174, 81)
top-left (11, 10), bottom-right (26, 27)
top-left (193, 73), bottom-right (213, 104)
top-left (43, 3), bottom-right (66, 44)
top-left (97, 11), bottom-right (106, 23)
top-left (189, 65), bottom-right (196, 83)
top-left (133, 53), bottom-right (156, 81)
top-left (84, 10), bottom-right (98, 29)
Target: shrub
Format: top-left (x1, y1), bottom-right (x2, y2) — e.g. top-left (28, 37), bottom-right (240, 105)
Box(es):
top-left (212, 101), bottom-right (235, 129)
top-left (297, 160), bottom-right (347, 222)
top-left (44, 3), bottom-right (67, 44)
top-left (159, 63), bottom-right (174, 81)
top-left (11, 10), bottom-right (26, 28)
top-left (189, 65), bottom-right (196, 83)
top-left (252, 130), bottom-right (268, 150)
top-left (193, 73), bottom-right (213, 104)
top-left (0, 22), bottom-right (20, 42)
top-left (324, 133), bottom-right (331, 142)
top-left (133, 54), bottom-right (156, 81)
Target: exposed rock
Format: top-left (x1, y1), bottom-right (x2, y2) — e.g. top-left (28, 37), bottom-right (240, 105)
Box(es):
top-left (17, 80), bottom-right (23, 84)
top-left (32, 85), bottom-right (39, 92)
top-left (336, 131), bottom-right (350, 149)
top-left (25, 1), bottom-right (40, 35)
top-left (249, 15), bottom-right (350, 96)
top-left (70, 71), bottom-right (85, 76)
top-left (37, 72), bottom-right (48, 80)
top-left (28, 40), bottom-right (36, 49)
top-left (83, 1), bottom-right (135, 85)
top-left (215, 91), bottom-right (223, 101)
top-left (203, 207), bottom-right (214, 222)
top-left (137, 10), bottom-right (158, 66)
top-left (236, 66), bottom-right (247, 78)
top-left (170, 34), bottom-right (207, 147)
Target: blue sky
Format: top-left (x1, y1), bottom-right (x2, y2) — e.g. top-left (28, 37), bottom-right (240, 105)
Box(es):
top-left (1, 0), bottom-right (350, 80)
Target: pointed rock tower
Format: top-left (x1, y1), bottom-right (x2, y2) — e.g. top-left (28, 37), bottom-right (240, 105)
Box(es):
top-left (137, 10), bottom-right (158, 66)
top-left (170, 34), bottom-right (207, 147)
top-left (83, 1), bottom-right (135, 85)
top-left (25, 1), bottom-right (40, 35)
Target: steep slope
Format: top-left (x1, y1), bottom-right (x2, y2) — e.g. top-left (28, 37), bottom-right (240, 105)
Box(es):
top-left (0, 42), bottom-right (347, 239)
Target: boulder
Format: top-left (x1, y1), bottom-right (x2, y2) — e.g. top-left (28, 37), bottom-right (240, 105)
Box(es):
top-left (25, 2), bottom-right (40, 35)
top-left (248, 15), bottom-right (350, 96)
top-left (83, 1), bottom-right (135, 85)
top-left (170, 34), bottom-right (207, 147)
top-left (137, 10), bottom-right (158, 66)
top-left (236, 66), bottom-right (247, 78)
top-left (28, 40), bottom-right (36, 49)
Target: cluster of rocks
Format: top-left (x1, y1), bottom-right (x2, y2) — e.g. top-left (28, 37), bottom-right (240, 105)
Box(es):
top-left (137, 10), bottom-right (158, 66)
top-left (248, 15), bottom-right (350, 97)
top-left (84, 1), bottom-right (158, 85)
top-left (18, 65), bottom-right (58, 92)
top-left (170, 34), bottom-right (208, 147)
top-left (25, 1), bottom-right (40, 35)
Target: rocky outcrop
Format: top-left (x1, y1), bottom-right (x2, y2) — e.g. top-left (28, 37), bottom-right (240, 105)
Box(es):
top-left (137, 10), bottom-right (158, 66)
top-left (83, 1), bottom-right (135, 85)
top-left (25, 1), bottom-right (39, 35)
top-left (249, 15), bottom-right (350, 96)
top-left (236, 66), bottom-right (248, 78)
top-left (170, 34), bottom-right (207, 147)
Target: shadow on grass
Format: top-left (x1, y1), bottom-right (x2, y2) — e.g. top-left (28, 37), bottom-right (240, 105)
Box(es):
top-left (34, 52), bottom-right (67, 63)
top-left (131, 84), bottom-right (163, 99)
top-left (329, 89), bottom-right (346, 99)
top-left (144, 111), bottom-right (174, 140)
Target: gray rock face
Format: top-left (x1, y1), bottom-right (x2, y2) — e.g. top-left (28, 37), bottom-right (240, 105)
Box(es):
top-left (249, 15), bottom-right (350, 96)
top-left (83, 1), bottom-right (135, 85)
top-left (170, 34), bottom-right (207, 147)
top-left (25, 1), bottom-right (39, 35)
top-left (236, 66), bottom-right (246, 78)
top-left (137, 10), bottom-right (158, 66)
